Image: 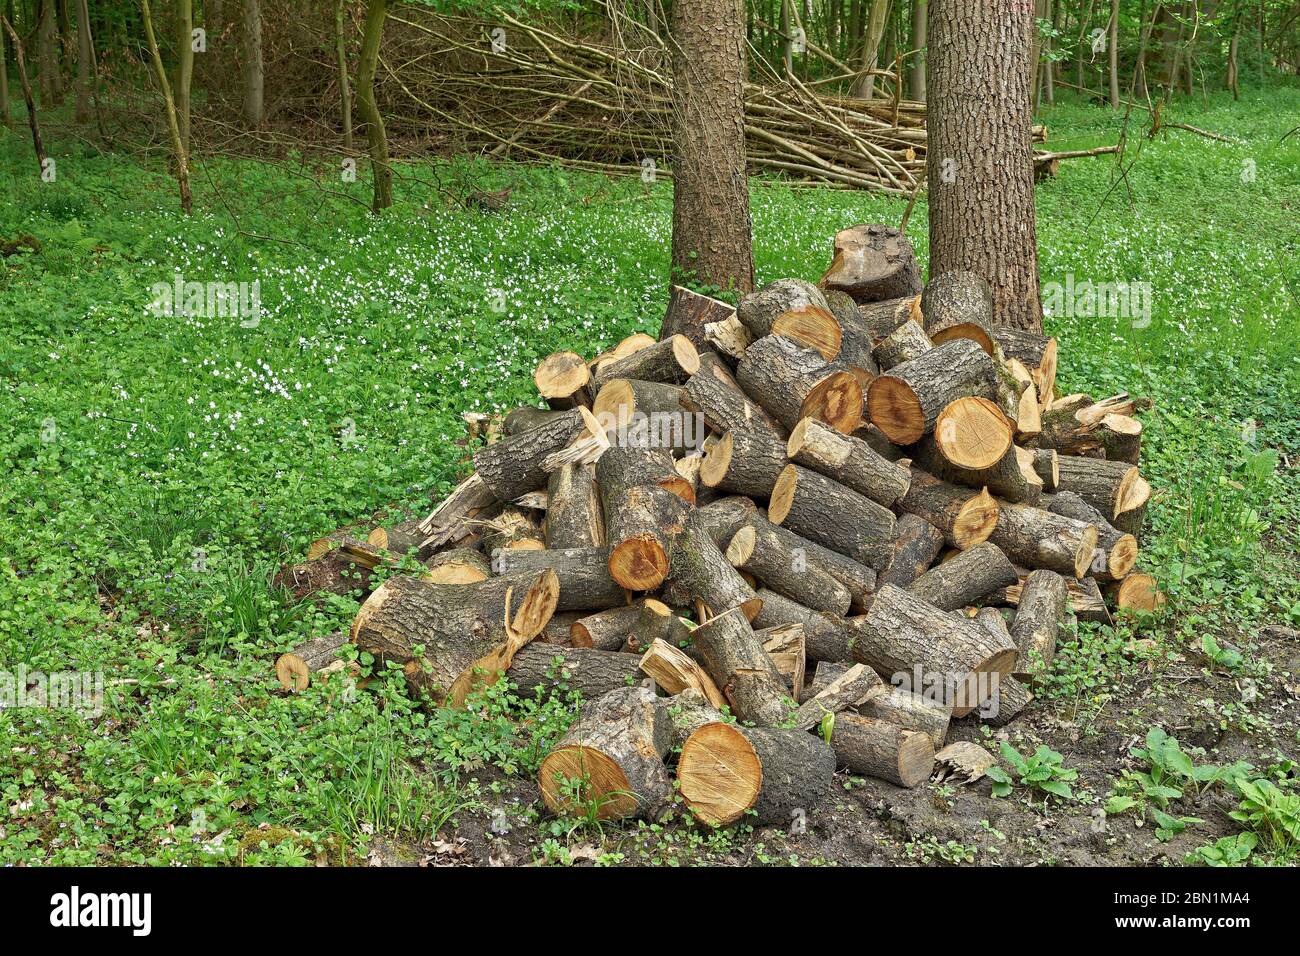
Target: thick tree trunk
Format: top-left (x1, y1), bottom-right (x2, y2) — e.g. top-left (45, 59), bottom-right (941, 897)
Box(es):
top-left (669, 0), bottom-right (754, 292)
top-left (356, 0), bottom-right (391, 211)
top-left (73, 0), bottom-right (91, 122)
top-left (242, 0), bottom-right (264, 127)
top-left (927, 0), bottom-right (1043, 331)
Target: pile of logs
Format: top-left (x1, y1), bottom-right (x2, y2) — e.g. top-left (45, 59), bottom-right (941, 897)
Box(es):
top-left (274, 222), bottom-right (1163, 828)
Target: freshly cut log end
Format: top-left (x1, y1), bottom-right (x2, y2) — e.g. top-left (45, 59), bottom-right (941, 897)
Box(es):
top-left (736, 278), bottom-right (831, 339)
top-left (897, 469), bottom-right (1000, 550)
top-left (1114, 573), bottom-right (1166, 614)
top-left (934, 396), bottom-right (1014, 471)
top-left (920, 270), bottom-right (996, 355)
top-left (866, 339), bottom-right (995, 445)
top-left (534, 351), bottom-right (592, 409)
top-left (538, 686), bottom-right (670, 821)
top-left (678, 722), bottom-right (835, 826)
top-left (1056, 455), bottom-right (1141, 521)
top-left (829, 714), bottom-right (935, 788)
top-left (592, 334), bottom-right (700, 389)
top-left (275, 631), bottom-right (351, 692)
top-left (800, 369), bottom-right (863, 435)
top-left (771, 305), bottom-right (842, 361)
top-left (821, 224), bottom-right (923, 303)
top-left (424, 548), bottom-right (491, 584)
top-left (609, 535), bottom-right (671, 592)
top-left (604, 482), bottom-right (690, 591)
top-left (700, 427), bottom-right (787, 498)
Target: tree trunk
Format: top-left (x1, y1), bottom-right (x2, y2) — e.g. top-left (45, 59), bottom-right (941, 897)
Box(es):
top-left (1030, 0), bottom-right (1045, 112)
top-left (853, 0), bottom-right (890, 98)
top-left (0, 9), bottom-right (11, 128)
top-left (356, 0), bottom-right (391, 211)
top-left (927, 0), bottom-right (1042, 331)
top-left (38, 0), bottom-right (60, 107)
top-left (335, 0), bottom-right (353, 149)
top-left (140, 0), bottom-right (192, 214)
top-left (1, 15), bottom-right (44, 171)
top-left (1131, 0), bottom-right (1159, 98)
top-left (669, 0), bottom-right (754, 292)
top-left (1107, 0), bottom-right (1120, 107)
top-left (242, 0), bottom-right (263, 126)
top-left (1227, 19), bottom-right (1240, 98)
top-left (176, 0), bottom-right (193, 154)
top-left (72, 0), bottom-right (90, 121)
top-left (908, 0), bottom-right (926, 100)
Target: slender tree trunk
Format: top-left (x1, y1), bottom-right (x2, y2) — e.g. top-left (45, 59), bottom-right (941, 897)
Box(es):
top-left (1, 15), bottom-right (42, 165)
top-left (357, 0), bottom-right (392, 212)
top-left (1107, 0), bottom-right (1119, 106)
top-left (176, 0), bottom-right (193, 154)
top-left (909, 0), bottom-right (926, 100)
top-left (140, 0), bottom-right (192, 214)
top-left (242, 0), bottom-right (263, 126)
top-left (0, 7), bottom-right (10, 128)
top-left (669, 0), bottom-right (754, 292)
top-left (853, 0), bottom-right (889, 98)
top-left (1227, 18), bottom-right (1240, 97)
top-left (927, 0), bottom-right (1042, 331)
top-left (780, 0), bottom-right (792, 74)
top-left (72, 0), bottom-right (89, 120)
top-left (1075, 0), bottom-right (1097, 89)
top-left (1131, 0), bottom-right (1158, 98)
top-left (335, 0), bottom-right (353, 149)
top-left (1030, 0), bottom-right (1045, 113)
top-left (1042, 0), bottom-right (1056, 105)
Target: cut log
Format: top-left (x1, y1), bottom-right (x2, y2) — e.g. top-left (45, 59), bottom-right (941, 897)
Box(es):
top-left (593, 379), bottom-right (696, 452)
top-left (592, 332), bottom-right (656, 374)
top-left (495, 547), bottom-right (628, 611)
top-left (1031, 447), bottom-right (1059, 491)
top-left (693, 495), bottom-right (761, 547)
top-left (872, 319), bottom-right (933, 370)
top-left (852, 584), bottom-right (1018, 718)
top-left (479, 507), bottom-right (545, 556)
top-left (786, 416), bottom-right (910, 507)
top-left (1015, 382), bottom-right (1042, 444)
top-left (725, 521), bottom-right (853, 615)
top-left (771, 305), bottom-right (843, 362)
top-left (736, 278), bottom-right (831, 340)
top-left (367, 520), bottom-right (429, 558)
top-left (660, 284), bottom-right (735, 351)
top-left (663, 688), bottom-right (726, 749)
top-left (759, 624), bottom-right (807, 697)
top-left (823, 289), bottom-right (880, 385)
top-left (700, 426), bottom-right (788, 498)
top-left (769, 464), bottom-right (896, 567)
top-left (351, 570), bottom-right (560, 706)
top-left (790, 663), bottom-right (884, 731)
top-left (573, 600), bottom-right (667, 651)
top-left (619, 599), bottom-right (691, 654)
top-left (661, 513), bottom-right (763, 620)
top-left (507, 644), bottom-right (641, 700)
top-left (1099, 414), bottom-right (1143, 464)
top-left (855, 294), bottom-right (923, 340)
top-left (829, 714), bottom-right (935, 788)
top-left (424, 547), bottom-right (492, 584)
top-left (638, 638), bottom-right (726, 708)
top-left (968, 608), bottom-right (1031, 725)
top-left (544, 462), bottom-right (604, 549)
top-left (738, 513), bottom-right (876, 611)
top-left (1055, 456), bottom-right (1141, 522)
top-left (678, 722), bottom-right (835, 826)
top-left (681, 350), bottom-right (786, 436)
top-left (273, 551), bottom-right (375, 601)
top-left (906, 541), bottom-right (1019, 611)
top-left (821, 223), bottom-right (923, 303)
top-left (1010, 569), bottom-right (1068, 680)
top-left (503, 405), bottom-right (570, 436)
top-left (595, 445), bottom-right (695, 504)
top-left (932, 396), bottom-right (1014, 471)
top-left (989, 501), bottom-right (1098, 579)
top-left (1111, 573), bottom-right (1166, 614)
top-left (992, 573), bottom-right (1113, 627)
top-left (753, 589), bottom-right (855, 663)
top-left (417, 472), bottom-right (500, 549)
top-left (474, 406), bottom-right (600, 502)
top-left (991, 328), bottom-right (1057, 399)
top-left (534, 351), bottom-right (592, 409)
top-left (275, 631), bottom-right (353, 691)
top-left (858, 686), bottom-right (952, 749)
top-left (591, 334), bottom-right (699, 389)
top-left (703, 314), bottom-right (752, 362)
top-left (737, 335), bottom-right (862, 434)
top-left (603, 483), bottom-right (691, 591)
top-left (910, 435), bottom-right (1041, 504)
top-left (897, 469), bottom-right (999, 549)
top-left (1112, 474), bottom-right (1151, 537)
top-left (877, 512), bottom-right (946, 589)
top-left (1045, 490), bottom-right (1138, 581)
top-left (1037, 392), bottom-right (1137, 454)
top-left (689, 606), bottom-right (793, 725)
top-left (920, 270), bottom-right (996, 355)
top-left (867, 339), bottom-right (996, 445)
top-left (799, 659), bottom-right (851, 701)
top-left (538, 686), bottom-right (671, 820)
top-left (539, 610), bottom-right (584, 646)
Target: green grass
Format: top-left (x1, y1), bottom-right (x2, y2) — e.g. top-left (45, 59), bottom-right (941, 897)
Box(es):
top-left (1, 85), bottom-right (1298, 864)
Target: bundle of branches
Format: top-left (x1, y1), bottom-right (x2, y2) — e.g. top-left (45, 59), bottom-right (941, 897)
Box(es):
top-left (275, 223), bottom-right (1164, 823)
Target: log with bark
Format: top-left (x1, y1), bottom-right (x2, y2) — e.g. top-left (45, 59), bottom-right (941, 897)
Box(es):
top-left (753, 589), bottom-right (856, 664)
top-left (544, 462), bottom-right (604, 549)
top-left (473, 406), bottom-right (601, 502)
top-left (660, 285), bottom-right (735, 351)
top-left (769, 464), bottom-right (896, 567)
top-left (820, 224), bottom-right (923, 303)
top-left (681, 351), bottom-right (786, 436)
top-left (858, 685), bottom-right (952, 749)
top-left (662, 513), bottom-right (763, 620)
top-left (1045, 490), bottom-right (1138, 581)
top-left (534, 350), bottom-right (593, 409)
top-left (1009, 569), bottom-right (1069, 679)
top-left (737, 335), bottom-right (862, 434)
top-left (989, 501), bottom-right (1098, 579)
top-left (494, 547), bottom-right (628, 611)
top-left (906, 541), bottom-right (1019, 611)
top-left (689, 606), bottom-right (793, 725)
top-left (699, 425), bottom-right (788, 498)
top-left (275, 631), bottom-right (355, 691)
top-left (507, 643), bottom-right (641, 700)
top-left (829, 714), bottom-right (935, 787)
top-left (896, 468), bottom-right (1000, 549)
top-left (786, 416), bottom-right (910, 507)
top-left (878, 512), bottom-right (947, 588)
top-left (872, 318), bottom-right (932, 370)
top-left (920, 270), bottom-right (996, 355)
top-left (591, 334), bottom-right (700, 389)
top-left (866, 339), bottom-right (995, 445)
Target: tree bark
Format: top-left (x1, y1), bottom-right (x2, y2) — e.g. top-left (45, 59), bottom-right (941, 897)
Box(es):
top-left (909, 0), bottom-right (927, 100)
top-left (140, 0), bottom-right (192, 214)
top-left (73, 0), bottom-right (91, 122)
top-left (669, 0), bottom-right (754, 292)
top-left (853, 0), bottom-right (890, 98)
top-left (1107, 0), bottom-right (1120, 106)
top-left (335, 0), bottom-right (354, 149)
top-left (356, 0), bottom-right (392, 212)
top-left (927, 0), bottom-right (1043, 331)
top-left (175, 0), bottom-right (193, 153)
top-left (242, 0), bottom-right (263, 127)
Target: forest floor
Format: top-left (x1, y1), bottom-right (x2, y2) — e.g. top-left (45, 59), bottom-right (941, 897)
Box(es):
top-left (1, 88), bottom-right (1298, 867)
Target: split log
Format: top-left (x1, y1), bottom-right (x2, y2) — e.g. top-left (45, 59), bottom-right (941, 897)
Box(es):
top-left (769, 464), bottom-right (896, 567)
top-left (473, 406), bottom-right (600, 502)
top-left (662, 514), bottom-right (763, 620)
top-left (544, 462), bottom-right (604, 549)
top-left (507, 643), bottom-right (641, 700)
top-left (663, 688), bottom-right (726, 749)
top-left (1010, 569), bottom-right (1068, 680)
top-left (534, 351), bottom-right (592, 409)
top-left (595, 445), bottom-right (695, 504)
top-left (351, 570), bottom-right (560, 706)
top-left (1055, 456), bottom-right (1142, 523)
top-left (699, 425), bottom-right (788, 498)
top-left (877, 512), bottom-right (946, 588)
top-left (503, 405), bottom-right (569, 436)
top-left (681, 350), bottom-right (786, 436)
top-left (538, 686), bottom-right (671, 820)
top-left (690, 607), bottom-right (793, 725)
top-left (968, 608), bottom-right (1031, 725)
top-left (910, 434), bottom-right (1040, 503)
top-left (603, 483), bottom-right (691, 591)
top-left (479, 507), bottom-right (545, 556)
top-left (992, 573), bottom-right (1113, 627)
top-left (790, 663), bottom-right (884, 731)
top-left (858, 686), bottom-right (952, 749)
top-left (828, 714), bottom-right (935, 788)
top-left (678, 722), bottom-right (835, 826)
top-left (991, 328), bottom-right (1057, 400)
top-left (1111, 573), bottom-right (1166, 614)
top-left (638, 638), bottom-right (726, 708)
top-left (417, 471), bottom-right (500, 549)
top-left (737, 335), bottom-right (862, 434)
top-left (906, 542), bottom-right (1019, 611)
top-left (821, 224), bottom-right (923, 303)
top-left (920, 270), bottom-right (996, 355)
top-left (275, 631), bottom-right (353, 691)
top-left (855, 294), bottom-right (923, 339)
top-left (786, 417), bottom-right (910, 506)
top-left (753, 589), bottom-right (856, 663)
top-left (1037, 393), bottom-right (1137, 454)
top-left (1045, 491), bottom-right (1138, 581)
top-left (759, 624), bottom-right (807, 697)
top-left (693, 495), bottom-right (761, 547)
top-left (591, 334), bottom-right (700, 389)
top-left (495, 547), bottom-right (627, 611)
top-left (703, 315), bottom-right (752, 362)
top-left (867, 339), bottom-right (996, 445)
top-left (852, 584), bottom-right (1018, 718)
top-left (896, 468), bottom-right (999, 549)
top-left (725, 521), bottom-right (853, 615)
top-left (872, 319), bottom-right (932, 370)
top-left (989, 501), bottom-right (1098, 578)
top-left (424, 548), bottom-right (491, 584)
top-left (1015, 382), bottom-right (1042, 444)
top-left (799, 659), bottom-right (851, 701)
top-left (660, 284), bottom-right (735, 351)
